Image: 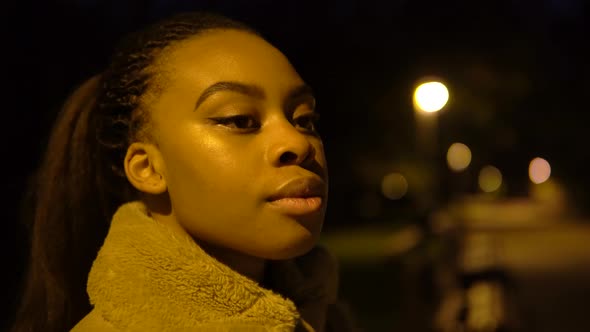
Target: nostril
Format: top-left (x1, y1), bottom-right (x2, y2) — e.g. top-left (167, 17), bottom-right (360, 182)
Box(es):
top-left (279, 151), bottom-right (298, 164)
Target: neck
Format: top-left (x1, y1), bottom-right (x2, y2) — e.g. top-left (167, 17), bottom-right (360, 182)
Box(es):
top-left (144, 196), bottom-right (267, 283)
top-left (200, 242), bottom-right (268, 283)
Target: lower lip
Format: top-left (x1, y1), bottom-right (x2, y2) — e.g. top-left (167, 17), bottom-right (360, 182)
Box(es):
top-left (267, 197), bottom-right (323, 215)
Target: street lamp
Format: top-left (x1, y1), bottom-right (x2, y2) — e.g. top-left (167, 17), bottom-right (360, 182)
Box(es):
top-left (413, 80), bottom-right (449, 156)
top-left (413, 81), bottom-right (449, 113)
top-left (412, 79), bottom-right (449, 212)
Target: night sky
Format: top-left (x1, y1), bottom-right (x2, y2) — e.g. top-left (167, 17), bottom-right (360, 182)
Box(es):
top-left (4, 0), bottom-right (588, 328)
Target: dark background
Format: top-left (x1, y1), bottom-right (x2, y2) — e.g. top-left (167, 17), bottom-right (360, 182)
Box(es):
top-left (4, 0), bottom-right (588, 330)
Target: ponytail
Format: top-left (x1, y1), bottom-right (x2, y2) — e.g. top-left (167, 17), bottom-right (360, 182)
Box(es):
top-left (12, 75), bottom-right (136, 332)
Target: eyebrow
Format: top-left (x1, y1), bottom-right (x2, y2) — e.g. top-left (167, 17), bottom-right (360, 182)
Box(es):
top-left (194, 81), bottom-right (265, 111)
top-left (284, 84), bottom-right (315, 109)
top-left (194, 81), bottom-right (315, 111)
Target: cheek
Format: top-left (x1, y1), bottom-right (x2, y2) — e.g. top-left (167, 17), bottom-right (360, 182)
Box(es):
top-left (158, 126), bottom-right (268, 222)
top-left (160, 136), bottom-right (255, 229)
top-left (162, 133), bottom-right (246, 194)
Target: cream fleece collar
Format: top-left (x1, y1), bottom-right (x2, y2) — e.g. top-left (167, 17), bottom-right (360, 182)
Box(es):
top-left (86, 201), bottom-right (304, 331)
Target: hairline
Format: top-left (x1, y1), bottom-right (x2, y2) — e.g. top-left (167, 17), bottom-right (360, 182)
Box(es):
top-left (138, 28), bottom-right (262, 110)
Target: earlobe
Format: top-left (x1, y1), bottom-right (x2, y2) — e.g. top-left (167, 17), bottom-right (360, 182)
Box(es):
top-left (124, 142), bottom-right (167, 194)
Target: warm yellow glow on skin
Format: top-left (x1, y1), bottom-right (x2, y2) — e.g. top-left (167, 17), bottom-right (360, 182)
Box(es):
top-left (381, 173), bottom-right (409, 200)
top-left (133, 30), bottom-right (328, 261)
top-left (447, 142), bottom-right (472, 172)
top-left (478, 165), bottom-right (502, 192)
top-left (529, 157), bottom-right (551, 184)
top-left (413, 81), bottom-right (449, 113)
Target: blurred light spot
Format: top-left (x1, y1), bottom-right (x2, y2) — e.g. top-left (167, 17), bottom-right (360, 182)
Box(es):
top-left (478, 166), bottom-right (502, 192)
top-left (447, 142), bottom-right (472, 172)
top-left (529, 157), bottom-right (551, 184)
top-left (381, 173), bottom-right (408, 200)
top-left (413, 81), bottom-right (449, 113)
top-left (383, 225), bottom-right (423, 256)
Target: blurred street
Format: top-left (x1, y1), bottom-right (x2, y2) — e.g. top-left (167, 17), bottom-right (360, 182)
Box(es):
top-left (498, 223), bottom-right (590, 332)
top-left (322, 193), bottom-right (590, 332)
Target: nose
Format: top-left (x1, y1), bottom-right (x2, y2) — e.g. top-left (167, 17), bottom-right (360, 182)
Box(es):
top-left (266, 119), bottom-right (316, 167)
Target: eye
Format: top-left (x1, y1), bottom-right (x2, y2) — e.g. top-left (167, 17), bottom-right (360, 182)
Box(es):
top-left (293, 113), bottom-right (320, 133)
top-left (210, 115), bottom-right (261, 132)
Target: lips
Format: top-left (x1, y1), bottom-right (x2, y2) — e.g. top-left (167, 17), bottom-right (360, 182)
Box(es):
top-left (267, 177), bottom-right (327, 215)
top-left (267, 177), bottom-right (326, 200)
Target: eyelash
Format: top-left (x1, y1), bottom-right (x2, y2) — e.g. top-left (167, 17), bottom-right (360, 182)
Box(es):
top-left (211, 115), bottom-right (261, 132)
top-left (210, 113), bottom-right (320, 134)
top-left (293, 113), bottom-right (320, 133)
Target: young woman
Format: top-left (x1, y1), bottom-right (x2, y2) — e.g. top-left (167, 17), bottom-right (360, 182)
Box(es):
top-left (13, 11), bottom-right (354, 332)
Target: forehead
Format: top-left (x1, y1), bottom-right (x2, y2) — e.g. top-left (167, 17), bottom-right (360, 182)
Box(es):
top-left (154, 29), bottom-right (303, 94)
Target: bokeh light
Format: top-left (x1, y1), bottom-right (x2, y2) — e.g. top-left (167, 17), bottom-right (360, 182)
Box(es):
top-left (529, 157), bottom-right (551, 184)
top-left (478, 165), bottom-right (502, 192)
top-left (413, 81), bottom-right (449, 113)
top-left (381, 172), bottom-right (409, 200)
top-left (447, 142), bottom-right (472, 172)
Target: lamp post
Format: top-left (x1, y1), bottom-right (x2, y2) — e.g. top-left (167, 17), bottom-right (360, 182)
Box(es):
top-left (413, 80), bottom-right (449, 212)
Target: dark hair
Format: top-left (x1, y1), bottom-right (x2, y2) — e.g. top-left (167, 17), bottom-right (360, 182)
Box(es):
top-left (12, 12), bottom-right (257, 332)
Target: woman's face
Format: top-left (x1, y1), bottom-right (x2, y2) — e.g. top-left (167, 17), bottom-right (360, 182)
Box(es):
top-left (146, 30), bottom-right (328, 260)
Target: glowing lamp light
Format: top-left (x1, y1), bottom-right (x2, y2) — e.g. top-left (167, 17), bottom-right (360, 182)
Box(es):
top-left (413, 81), bottom-right (449, 113)
top-left (478, 165), bottom-right (502, 193)
top-left (381, 173), bottom-right (409, 200)
top-left (529, 157), bottom-right (551, 184)
top-left (447, 142), bottom-right (472, 172)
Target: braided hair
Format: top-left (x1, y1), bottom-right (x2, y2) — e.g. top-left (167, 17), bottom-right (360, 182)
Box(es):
top-left (12, 12), bottom-right (258, 332)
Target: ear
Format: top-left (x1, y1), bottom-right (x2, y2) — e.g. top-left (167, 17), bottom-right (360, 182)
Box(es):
top-left (124, 142), bottom-right (167, 194)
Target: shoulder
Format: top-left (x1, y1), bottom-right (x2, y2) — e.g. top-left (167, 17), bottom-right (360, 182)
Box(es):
top-left (70, 309), bottom-right (120, 332)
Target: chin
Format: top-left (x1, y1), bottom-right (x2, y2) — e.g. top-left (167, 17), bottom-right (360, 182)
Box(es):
top-left (242, 213), bottom-right (324, 260)
top-left (263, 231), bottom-right (319, 260)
